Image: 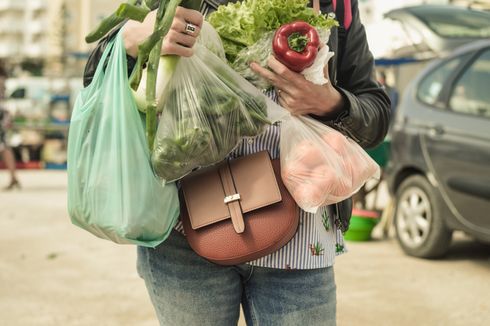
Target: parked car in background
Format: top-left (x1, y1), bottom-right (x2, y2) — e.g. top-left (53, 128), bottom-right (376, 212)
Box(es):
top-left (386, 40), bottom-right (490, 258)
top-left (384, 5), bottom-right (490, 59)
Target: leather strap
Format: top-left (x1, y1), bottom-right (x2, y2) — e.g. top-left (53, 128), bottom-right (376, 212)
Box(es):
top-left (219, 163), bottom-right (245, 234)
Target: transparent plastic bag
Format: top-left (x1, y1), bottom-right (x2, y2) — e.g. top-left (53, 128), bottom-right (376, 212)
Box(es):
top-left (67, 32), bottom-right (180, 247)
top-left (232, 31), bottom-right (275, 91)
top-left (134, 22), bottom-right (226, 114)
top-left (151, 42), bottom-right (283, 182)
top-left (280, 115), bottom-right (380, 213)
top-left (197, 21), bottom-right (227, 61)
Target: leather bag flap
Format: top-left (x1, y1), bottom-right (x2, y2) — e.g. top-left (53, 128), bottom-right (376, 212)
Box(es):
top-left (181, 151), bottom-right (282, 230)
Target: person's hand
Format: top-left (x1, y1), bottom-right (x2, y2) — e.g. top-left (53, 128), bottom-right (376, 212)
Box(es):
top-left (123, 7), bottom-right (204, 58)
top-left (250, 56), bottom-right (345, 117)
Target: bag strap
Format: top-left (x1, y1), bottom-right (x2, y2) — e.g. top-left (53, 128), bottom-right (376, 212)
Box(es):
top-left (333, 0), bottom-right (352, 31)
top-left (219, 163), bottom-right (245, 234)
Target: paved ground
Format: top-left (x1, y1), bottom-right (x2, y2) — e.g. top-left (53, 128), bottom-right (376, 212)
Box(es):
top-left (1, 171), bottom-right (489, 326)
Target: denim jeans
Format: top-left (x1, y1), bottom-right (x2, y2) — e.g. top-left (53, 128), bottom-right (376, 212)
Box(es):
top-left (137, 231), bottom-right (337, 326)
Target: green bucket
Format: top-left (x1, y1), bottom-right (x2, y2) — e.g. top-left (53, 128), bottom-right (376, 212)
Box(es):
top-left (344, 209), bottom-right (380, 242)
top-left (366, 139), bottom-right (391, 168)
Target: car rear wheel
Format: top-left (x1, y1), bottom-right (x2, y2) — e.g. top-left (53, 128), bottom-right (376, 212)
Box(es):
top-left (394, 175), bottom-right (452, 258)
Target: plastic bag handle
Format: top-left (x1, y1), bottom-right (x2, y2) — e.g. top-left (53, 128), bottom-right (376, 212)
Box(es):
top-left (89, 35), bottom-right (118, 87)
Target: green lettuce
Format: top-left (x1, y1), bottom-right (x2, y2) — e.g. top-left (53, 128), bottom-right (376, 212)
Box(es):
top-left (207, 0), bottom-right (338, 62)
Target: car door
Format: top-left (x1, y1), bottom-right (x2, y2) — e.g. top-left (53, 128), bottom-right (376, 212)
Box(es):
top-left (421, 48), bottom-right (490, 237)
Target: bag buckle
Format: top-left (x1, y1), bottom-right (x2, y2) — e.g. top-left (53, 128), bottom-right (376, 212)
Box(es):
top-left (224, 194), bottom-right (241, 204)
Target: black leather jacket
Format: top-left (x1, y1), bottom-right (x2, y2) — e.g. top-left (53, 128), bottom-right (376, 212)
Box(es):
top-left (82, 0), bottom-right (391, 231)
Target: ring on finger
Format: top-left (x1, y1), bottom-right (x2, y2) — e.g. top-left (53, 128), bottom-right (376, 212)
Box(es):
top-left (184, 22), bottom-right (197, 35)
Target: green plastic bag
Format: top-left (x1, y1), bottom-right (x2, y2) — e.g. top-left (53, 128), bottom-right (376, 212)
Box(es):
top-left (67, 32), bottom-right (180, 247)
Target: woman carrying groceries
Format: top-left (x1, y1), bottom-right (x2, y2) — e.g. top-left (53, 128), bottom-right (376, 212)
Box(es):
top-left (84, 0), bottom-right (390, 325)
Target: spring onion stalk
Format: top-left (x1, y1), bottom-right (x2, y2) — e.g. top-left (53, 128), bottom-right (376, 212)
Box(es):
top-left (85, 0), bottom-right (141, 43)
top-left (142, 0), bottom-right (178, 150)
top-left (144, 0), bottom-right (161, 10)
top-left (116, 4), bottom-right (151, 22)
top-left (132, 55), bottom-right (179, 113)
top-left (86, 0), bottom-right (203, 150)
top-left (134, 0), bottom-right (202, 149)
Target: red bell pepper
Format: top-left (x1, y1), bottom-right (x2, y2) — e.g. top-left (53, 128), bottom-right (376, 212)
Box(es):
top-left (272, 21), bottom-right (321, 73)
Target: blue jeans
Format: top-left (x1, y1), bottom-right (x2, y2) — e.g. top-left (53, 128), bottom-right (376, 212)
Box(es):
top-left (137, 231), bottom-right (337, 326)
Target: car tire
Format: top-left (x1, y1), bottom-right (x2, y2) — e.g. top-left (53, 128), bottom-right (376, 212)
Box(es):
top-left (394, 175), bottom-right (452, 258)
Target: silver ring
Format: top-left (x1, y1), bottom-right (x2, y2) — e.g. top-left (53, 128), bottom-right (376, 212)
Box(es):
top-left (185, 23), bottom-right (197, 35)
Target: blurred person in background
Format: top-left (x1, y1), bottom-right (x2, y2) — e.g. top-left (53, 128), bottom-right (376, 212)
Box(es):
top-left (0, 64), bottom-right (20, 191)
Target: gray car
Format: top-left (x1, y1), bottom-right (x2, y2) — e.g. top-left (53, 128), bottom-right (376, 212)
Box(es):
top-left (386, 40), bottom-right (490, 258)
top-left (385, 5), bottom-right (490, 59)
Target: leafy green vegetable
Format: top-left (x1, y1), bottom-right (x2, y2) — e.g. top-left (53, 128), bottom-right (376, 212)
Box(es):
top-left (151, 65), bottom-right (270, 182)
top-left (207, 0), bottom-right (338, 62)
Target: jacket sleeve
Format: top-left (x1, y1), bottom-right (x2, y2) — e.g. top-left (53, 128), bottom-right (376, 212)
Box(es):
top-left (83, 24), bottom-right (137, 88)
top-left (329, 0), bottom-right (391, 149)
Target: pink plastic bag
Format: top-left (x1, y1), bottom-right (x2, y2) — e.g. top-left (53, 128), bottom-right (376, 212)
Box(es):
top-left (280, 115), bottom-right (380, 213)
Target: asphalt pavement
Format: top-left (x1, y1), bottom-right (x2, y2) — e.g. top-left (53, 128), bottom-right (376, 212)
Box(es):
top-left (1, 171), bottom-right (489, 326)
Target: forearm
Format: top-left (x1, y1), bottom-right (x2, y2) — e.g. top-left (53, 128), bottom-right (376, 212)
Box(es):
top-left (333, 85), bottom-right (390, 148)
top-left (328, 0), bottom-right (391, 149)
top-left (83, 23), bottom-right (136, 88)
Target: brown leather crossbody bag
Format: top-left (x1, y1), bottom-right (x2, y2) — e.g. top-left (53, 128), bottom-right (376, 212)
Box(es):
top-left (180, 151), bottom-right (299, 265)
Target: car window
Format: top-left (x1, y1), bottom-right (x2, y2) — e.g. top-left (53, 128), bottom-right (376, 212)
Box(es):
top-left (418, 57), bottom-right (464, 107)
top-left (449, 49), bottom-right (490, 119)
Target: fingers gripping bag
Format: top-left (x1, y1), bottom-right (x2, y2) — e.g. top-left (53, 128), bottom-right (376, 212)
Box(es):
top-left (151, 23), bottom-right (283, 182)
top-left (67, 32), bottom-right (180, 247)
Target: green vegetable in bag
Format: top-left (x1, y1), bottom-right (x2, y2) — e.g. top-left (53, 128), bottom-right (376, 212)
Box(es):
top-left (151, 40), bottom-right (271, 182)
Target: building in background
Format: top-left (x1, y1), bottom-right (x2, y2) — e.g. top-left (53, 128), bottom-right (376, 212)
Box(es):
top-left (0, 0), bottom-right (117, 77)
top-left (0, 0), bottom-right (118, 169)
top-left (0, 0), bottom-right (48, 75)
top-left (63, 0), bottom-right (118, 67)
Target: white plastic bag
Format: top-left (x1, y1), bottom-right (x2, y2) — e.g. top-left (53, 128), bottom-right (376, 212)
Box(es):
top-left (281, 116), bottom-right (380, 213)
